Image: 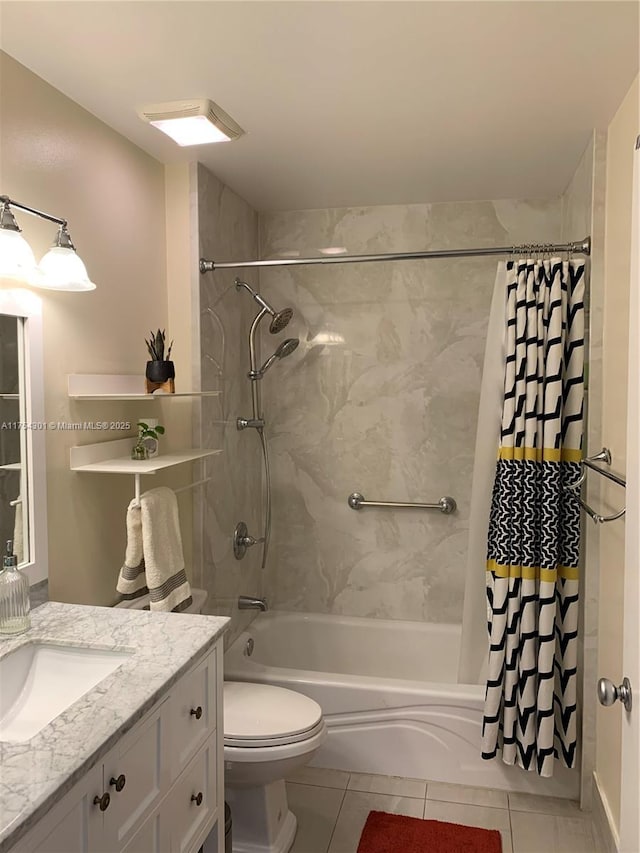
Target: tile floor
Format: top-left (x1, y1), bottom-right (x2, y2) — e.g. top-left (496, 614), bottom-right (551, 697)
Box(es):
top-left (284, 767), bottom-right (599, 853)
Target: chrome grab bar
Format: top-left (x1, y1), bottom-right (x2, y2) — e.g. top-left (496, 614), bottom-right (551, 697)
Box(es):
top-left (348, 492), bottom-right (456, 514)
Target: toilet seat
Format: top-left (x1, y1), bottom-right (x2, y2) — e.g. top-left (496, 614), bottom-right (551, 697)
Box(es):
top-left (225, 718), bottom-right (325, 749)
top-left (224, 681), bottom-right (323, 749)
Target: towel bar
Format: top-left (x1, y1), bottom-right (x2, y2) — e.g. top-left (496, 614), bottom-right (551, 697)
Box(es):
top-left (565, 447), bottom-right (626, 524)
top-left (132, 475), bottom-right (211, 506)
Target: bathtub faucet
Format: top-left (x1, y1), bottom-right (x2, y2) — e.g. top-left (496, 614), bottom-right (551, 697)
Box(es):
top-left (238, 595), bottom-right (268, 611)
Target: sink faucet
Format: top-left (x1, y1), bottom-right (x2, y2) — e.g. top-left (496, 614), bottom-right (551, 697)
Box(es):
top-left (238, 595), bottom-right (268, 611)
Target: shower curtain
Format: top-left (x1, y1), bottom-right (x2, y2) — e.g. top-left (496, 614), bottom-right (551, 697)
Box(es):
top-left (458, 264), bottom-right (507, 686)
top-left (481, 257), bottom-right (585, 777)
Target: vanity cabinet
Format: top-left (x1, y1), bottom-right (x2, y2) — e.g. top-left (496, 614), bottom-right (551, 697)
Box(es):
top-left (21, 766), bottom-right (103, 853)
top-left (9, 642), bottom-right (224, 853)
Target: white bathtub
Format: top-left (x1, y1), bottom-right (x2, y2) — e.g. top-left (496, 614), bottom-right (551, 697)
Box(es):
top-left (224, 611), bottom-right (579, 798)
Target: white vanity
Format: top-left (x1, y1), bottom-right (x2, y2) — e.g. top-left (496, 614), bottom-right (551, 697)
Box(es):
top-left (0, 602), bottom-right (228, 853)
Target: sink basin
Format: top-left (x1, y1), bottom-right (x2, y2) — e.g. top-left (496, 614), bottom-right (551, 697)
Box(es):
top-left (0, 642), bottom-right (131, 742)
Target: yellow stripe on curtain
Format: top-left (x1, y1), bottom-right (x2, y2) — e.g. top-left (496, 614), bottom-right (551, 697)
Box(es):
top-left (497, 447), bottom-right (583, 463)
top-left (486, 560), bottom-right (580, 582)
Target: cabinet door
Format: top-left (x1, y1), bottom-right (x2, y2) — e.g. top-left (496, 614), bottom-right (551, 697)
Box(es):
top-left (170, 733), bottom-right (218, 853)
top-left (10, 765), bottom-right (103, 853)
top-left (102, 703), bottom-right (167, 852)
top-left (168, 649), bottom-right (216, 781)
top-left (120, 807), bottom-right (170, 853)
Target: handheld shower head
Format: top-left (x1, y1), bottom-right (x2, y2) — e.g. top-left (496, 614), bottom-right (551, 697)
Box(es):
top-left (235, 278), bottom-right (293, 333)
top-left (251, 338), bottom-right (299, 378)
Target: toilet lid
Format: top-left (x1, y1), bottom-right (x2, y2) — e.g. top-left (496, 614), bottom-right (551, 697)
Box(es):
top-left (224, 682), bottom-right (323, 744)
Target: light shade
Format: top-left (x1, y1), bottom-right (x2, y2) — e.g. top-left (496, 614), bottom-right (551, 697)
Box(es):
top-left (35, 246), bottom-right (96, 292)
top-left (139, 99), bottom-right (244, 147)
top-left (0, 228), bottom-right (38, 280)
top-left (0, 198), bottom-right (96, 293)
top-left (150, 115), bottom-right (233, 146)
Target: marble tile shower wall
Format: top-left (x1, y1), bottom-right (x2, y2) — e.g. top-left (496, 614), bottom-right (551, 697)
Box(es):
top-left (259, 200), bottom-right (563, 621)
top-left (197, 164), bottom-right (263, 645)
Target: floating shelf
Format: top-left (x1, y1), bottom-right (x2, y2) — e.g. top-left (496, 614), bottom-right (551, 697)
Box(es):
top-left (70, 438), bottom-right (220, 475)
top-left (68, 374), bottom-right (220, 400)
top-left (0, 463), bottom-right (22, 471)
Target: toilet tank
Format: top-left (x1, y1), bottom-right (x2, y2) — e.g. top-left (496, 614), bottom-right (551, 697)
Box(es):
top-left (115, 588), bottom-right (208, 614)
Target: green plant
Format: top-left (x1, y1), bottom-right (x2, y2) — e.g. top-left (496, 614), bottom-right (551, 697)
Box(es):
top-left (131, 421), bottom-right (166, 459)
top-left (145, 329), bottom-right (173, 362)
top-left (136, 421), bottom-right (165, 442)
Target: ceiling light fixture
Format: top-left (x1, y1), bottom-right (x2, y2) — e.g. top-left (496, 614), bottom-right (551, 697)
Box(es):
top-left (139, 99), bottom-right (245, 147)
top-left (0, 196), bottom-right (96, 292)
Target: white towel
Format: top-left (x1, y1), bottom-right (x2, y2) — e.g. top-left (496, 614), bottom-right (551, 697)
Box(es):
top-left (13, 496), bottom-right (24, 565)
top-left (116, 487), bottom-right (192, 612)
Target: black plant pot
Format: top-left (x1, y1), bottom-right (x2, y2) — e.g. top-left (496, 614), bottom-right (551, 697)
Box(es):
top-left (146, 360), bottom-right (175, 383)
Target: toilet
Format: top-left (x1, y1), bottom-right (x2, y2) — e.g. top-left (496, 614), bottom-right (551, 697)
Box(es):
top-left (115, 590), bottom-right (325, 853)
top-left (224, 682), bottom-right (326, 853)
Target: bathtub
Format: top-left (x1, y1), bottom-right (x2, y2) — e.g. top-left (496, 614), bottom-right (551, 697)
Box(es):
top-left (224, 611), bottom-right (579, 798)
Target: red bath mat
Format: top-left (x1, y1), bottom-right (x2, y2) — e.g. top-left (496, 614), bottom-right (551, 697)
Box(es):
top-left (357, 810), bottom-right (503, 853)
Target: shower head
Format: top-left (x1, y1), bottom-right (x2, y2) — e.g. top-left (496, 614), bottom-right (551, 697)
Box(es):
top-left (235, 278), bottom-right (293, 334)
top-left (251, 338), bottom-right (299, 379)
top-left (269, 307), bottom-right (293, 334)
top-left (274, 338), bottom-right (299, 359)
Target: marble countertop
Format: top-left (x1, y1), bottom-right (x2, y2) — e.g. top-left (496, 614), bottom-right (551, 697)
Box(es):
top-left (0, 602), bottom-right (229, 851)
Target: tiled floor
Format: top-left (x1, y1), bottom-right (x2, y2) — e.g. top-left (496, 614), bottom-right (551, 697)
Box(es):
top-left (284, 767), bottom-right (598, 853)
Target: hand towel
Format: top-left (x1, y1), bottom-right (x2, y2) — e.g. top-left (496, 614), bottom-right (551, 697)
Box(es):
top-left (117, 487), bottom-right (192, 612)
top-left (116, 498), bottom-right (147, 600)
top-left (12, 496), bottom-right (24, 565)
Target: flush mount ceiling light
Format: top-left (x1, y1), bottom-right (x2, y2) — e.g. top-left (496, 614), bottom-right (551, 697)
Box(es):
top-left (139, 99), bottom-right (245, 146)
top-left (0, 196), bottom-right (96, 292)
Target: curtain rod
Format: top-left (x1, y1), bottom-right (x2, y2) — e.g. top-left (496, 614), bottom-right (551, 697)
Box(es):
top-left (200, 237), bottom-right (590, 272)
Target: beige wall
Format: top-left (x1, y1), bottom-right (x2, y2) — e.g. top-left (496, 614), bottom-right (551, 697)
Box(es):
top-left (595, 74), bottom-right (639, 836)
top-left (560, 130), bottom-right (608, 811)
top-left (0, 52), bottom-right (171, 604)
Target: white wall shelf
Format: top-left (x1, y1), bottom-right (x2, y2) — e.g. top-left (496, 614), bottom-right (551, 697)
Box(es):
top-left (68, 374), bottom-right (220, 400)
top-left (70, 438), bottom-right (220, 475)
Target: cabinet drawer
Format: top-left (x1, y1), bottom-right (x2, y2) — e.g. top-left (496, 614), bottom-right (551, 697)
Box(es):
top-left (170, 733), bottom-right (218, 853)
top-left (169, 650), bottom-right (216, 780)
top-left (102, 704), bottom-right (167, 851)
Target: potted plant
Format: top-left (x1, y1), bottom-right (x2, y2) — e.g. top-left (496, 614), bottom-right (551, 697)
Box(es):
top-left (131, 421), bottom-right (165, 460)
top-left (145, 329), bottom-right (174, 385)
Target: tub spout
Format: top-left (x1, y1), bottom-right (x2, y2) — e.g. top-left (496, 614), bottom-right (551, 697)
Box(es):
top-left (238, 595), bottom-right (268, 611)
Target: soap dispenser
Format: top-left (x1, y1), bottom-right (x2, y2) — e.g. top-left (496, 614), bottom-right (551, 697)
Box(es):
top-left (0, 539), bottom-right (31, 635)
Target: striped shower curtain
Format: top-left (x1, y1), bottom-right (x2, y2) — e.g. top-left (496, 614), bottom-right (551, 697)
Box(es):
top-left (481, 257), bottom-right (585, 777)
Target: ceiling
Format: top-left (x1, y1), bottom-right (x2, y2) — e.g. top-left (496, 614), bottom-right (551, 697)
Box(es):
top-left (1, 1), bottom-right (638, 212)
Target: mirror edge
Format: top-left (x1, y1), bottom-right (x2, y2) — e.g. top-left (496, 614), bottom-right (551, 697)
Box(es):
top-left (0, 288), bottom-right (48, 586)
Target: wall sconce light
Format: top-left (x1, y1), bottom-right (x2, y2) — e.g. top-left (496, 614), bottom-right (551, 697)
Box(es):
top-left (0, 195), bottom-right (96, 292)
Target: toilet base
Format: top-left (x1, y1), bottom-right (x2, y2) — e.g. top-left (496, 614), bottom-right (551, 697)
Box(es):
top-left (227, 780), bottom-right (297, 853)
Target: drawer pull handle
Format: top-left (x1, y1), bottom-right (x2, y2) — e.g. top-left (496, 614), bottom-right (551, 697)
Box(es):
top-left (93, 793), bottom-right (111, 812)
top-left (110, 774), bottom-right (126, 792)
top-left (190, 706), bottom-right (203, 720)
top-left (191, 792), bottom-right (203, 807)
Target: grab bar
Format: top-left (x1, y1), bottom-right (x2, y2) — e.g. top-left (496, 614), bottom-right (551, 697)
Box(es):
top-left (348, 492), bottom-right (457, 514)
